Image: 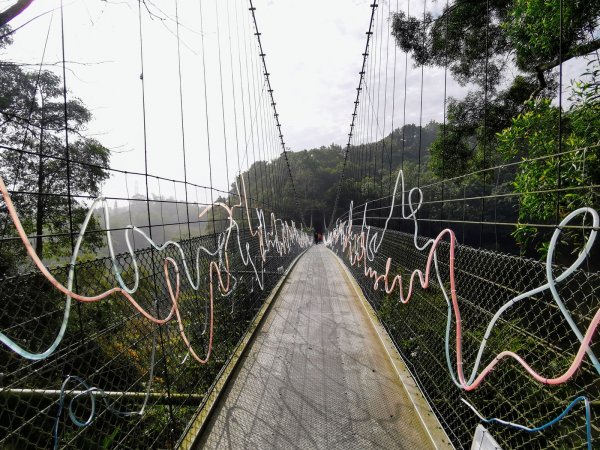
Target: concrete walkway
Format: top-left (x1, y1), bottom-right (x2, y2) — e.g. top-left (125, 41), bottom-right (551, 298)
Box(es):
top-left (196, 245), bottom-right (435, 449)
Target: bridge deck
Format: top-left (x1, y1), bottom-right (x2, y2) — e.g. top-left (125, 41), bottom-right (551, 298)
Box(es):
top-left (196, 245), bottom-right (435, 449)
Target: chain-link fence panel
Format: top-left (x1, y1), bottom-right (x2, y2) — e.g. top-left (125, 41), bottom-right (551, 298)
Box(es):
top-left (0, 227), bottom-right (305, 449)
top-left (330, 225), bottom-right (598, 449)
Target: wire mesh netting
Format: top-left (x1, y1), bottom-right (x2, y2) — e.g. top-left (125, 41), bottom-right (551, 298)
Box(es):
top-left (2, 0), bottom-right (600, 448)
top-left (328, 0), bottom-right (600, 448)
top-left (330, 224), bottom-right (599, 449)
top-left (0, 0), bottom-right (309, 448)
top-left (0, 228), bottom-right (304, 449)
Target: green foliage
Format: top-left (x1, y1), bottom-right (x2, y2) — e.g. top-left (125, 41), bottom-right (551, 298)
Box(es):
top-left (0, 31), bottom-right (111, 265)
top-left (496, 86), bottom-right (600, 253)
top-left (234, 124), bottom-right (439, 228)
top-left (392, 1), bottom-right (510, 88)
top-left (101, 427), bottom-right (120, 449)
top-left (504, 0), bottom-right (600, 71)
top-left (393, 0), bottom-right (600, 182)
top-left (392, 0), bottom-right (600, 256)
top-left (393, 0), bottom-right (600, 86)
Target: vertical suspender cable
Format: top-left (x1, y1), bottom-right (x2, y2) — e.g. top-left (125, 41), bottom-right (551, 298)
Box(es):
top-left (388, 0), bottom-right (399, 198)
top-left (329, 2), bottom-right (378, 227)
top-left (174, 0), bottom-right (192, 239)
top-left (226, 0), bottom-right (243, 181)
top-left (137, 0), bottom-right (175, 439)
top-left (59, 0), bottom-right (74, 257)
top-left (480, 0), bottom-right (490, 248)
top-left (198, 0), bottom-right (217, 235)
top-left (246, 22), bottom-right (264, 209)
top-left (215, 1), bottom-right (232, 207)
top-left (60, 0), bottom-right (86, 354)
top-left (400, 0), bottom-right (410, 176)
top-left (249, 0), bottom-right (303, 223)
top-left (234, 0), bottom-right (254, 225)
top-left (556, 0), bottom-right (563, 226)
top-left (381, 0), bottom-right (391, 206)
top-left (416, 0), bottom-right (426, 191)
top-left (441, 0), bottom-right (449, 234)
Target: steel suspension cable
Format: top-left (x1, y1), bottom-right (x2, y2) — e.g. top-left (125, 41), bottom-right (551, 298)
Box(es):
top-left (215, 0), bottom-right (232, 207)
top-left (248, 0), bottom-right (303, 222)
top-left (329, 2), bottom-right (379, 227)
top-left (174, 0), bottom-right (192, 239)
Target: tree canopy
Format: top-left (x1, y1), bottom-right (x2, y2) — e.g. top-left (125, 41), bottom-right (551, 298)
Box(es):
top-left (0, 25), bottom-right (110, 270)
top-left (392, 0), bottom-right (600, 255)
top-left (231, 122), bottom-right (440, 232)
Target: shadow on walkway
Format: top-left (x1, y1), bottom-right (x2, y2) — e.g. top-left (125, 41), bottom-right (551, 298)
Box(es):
top-left (196, 245), bottom-right (434, 450)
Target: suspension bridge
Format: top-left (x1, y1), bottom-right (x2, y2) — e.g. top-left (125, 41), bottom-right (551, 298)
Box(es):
top-left (0, 1), bottom-right (598, 449)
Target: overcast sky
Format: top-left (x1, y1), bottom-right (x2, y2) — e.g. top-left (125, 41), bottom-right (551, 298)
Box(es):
top-left (1, 0), bottom-right (377, 198)
top-left (0, 0), bottom-right (587, 200)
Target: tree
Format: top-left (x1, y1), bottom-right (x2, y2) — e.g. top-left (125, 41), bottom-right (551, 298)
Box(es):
top-left (496, 65), bottom-right (600, 254)
top-left (0, 25), bottom-right (110, 264)
top-left (0, 0), bottom-right (34, 28)
top-left (392, 0), bottom-right (600, 256)
top-left (228, 124), bottom-right (441, 230)
top-left (392, 0), bottom-right (600, 178)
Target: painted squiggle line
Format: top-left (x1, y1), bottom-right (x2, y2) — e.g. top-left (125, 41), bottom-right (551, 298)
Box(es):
top-left (461, 397), bottom-right (592, 450)
top-left (326, 169), bottom-right (599, 390)
top-left (328, 170), bottom-right (599, 444)
top-left (52, 373), bottom-right (156, 450)
top-left (0, 174), bottom-right (310, 364)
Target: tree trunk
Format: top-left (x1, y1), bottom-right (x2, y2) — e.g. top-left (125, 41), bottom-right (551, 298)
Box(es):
top-left (0, 0), bottom-right (34, 28)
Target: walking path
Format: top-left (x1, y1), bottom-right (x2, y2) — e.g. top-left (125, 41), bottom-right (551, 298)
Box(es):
top-left (196, 245), bottom-right (437, 449)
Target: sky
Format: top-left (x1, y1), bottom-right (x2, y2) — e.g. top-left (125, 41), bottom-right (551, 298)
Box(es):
top-left (0, 0), bottom-right (588, 201)
top-left (1, 0), bottom-right (378, 200)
